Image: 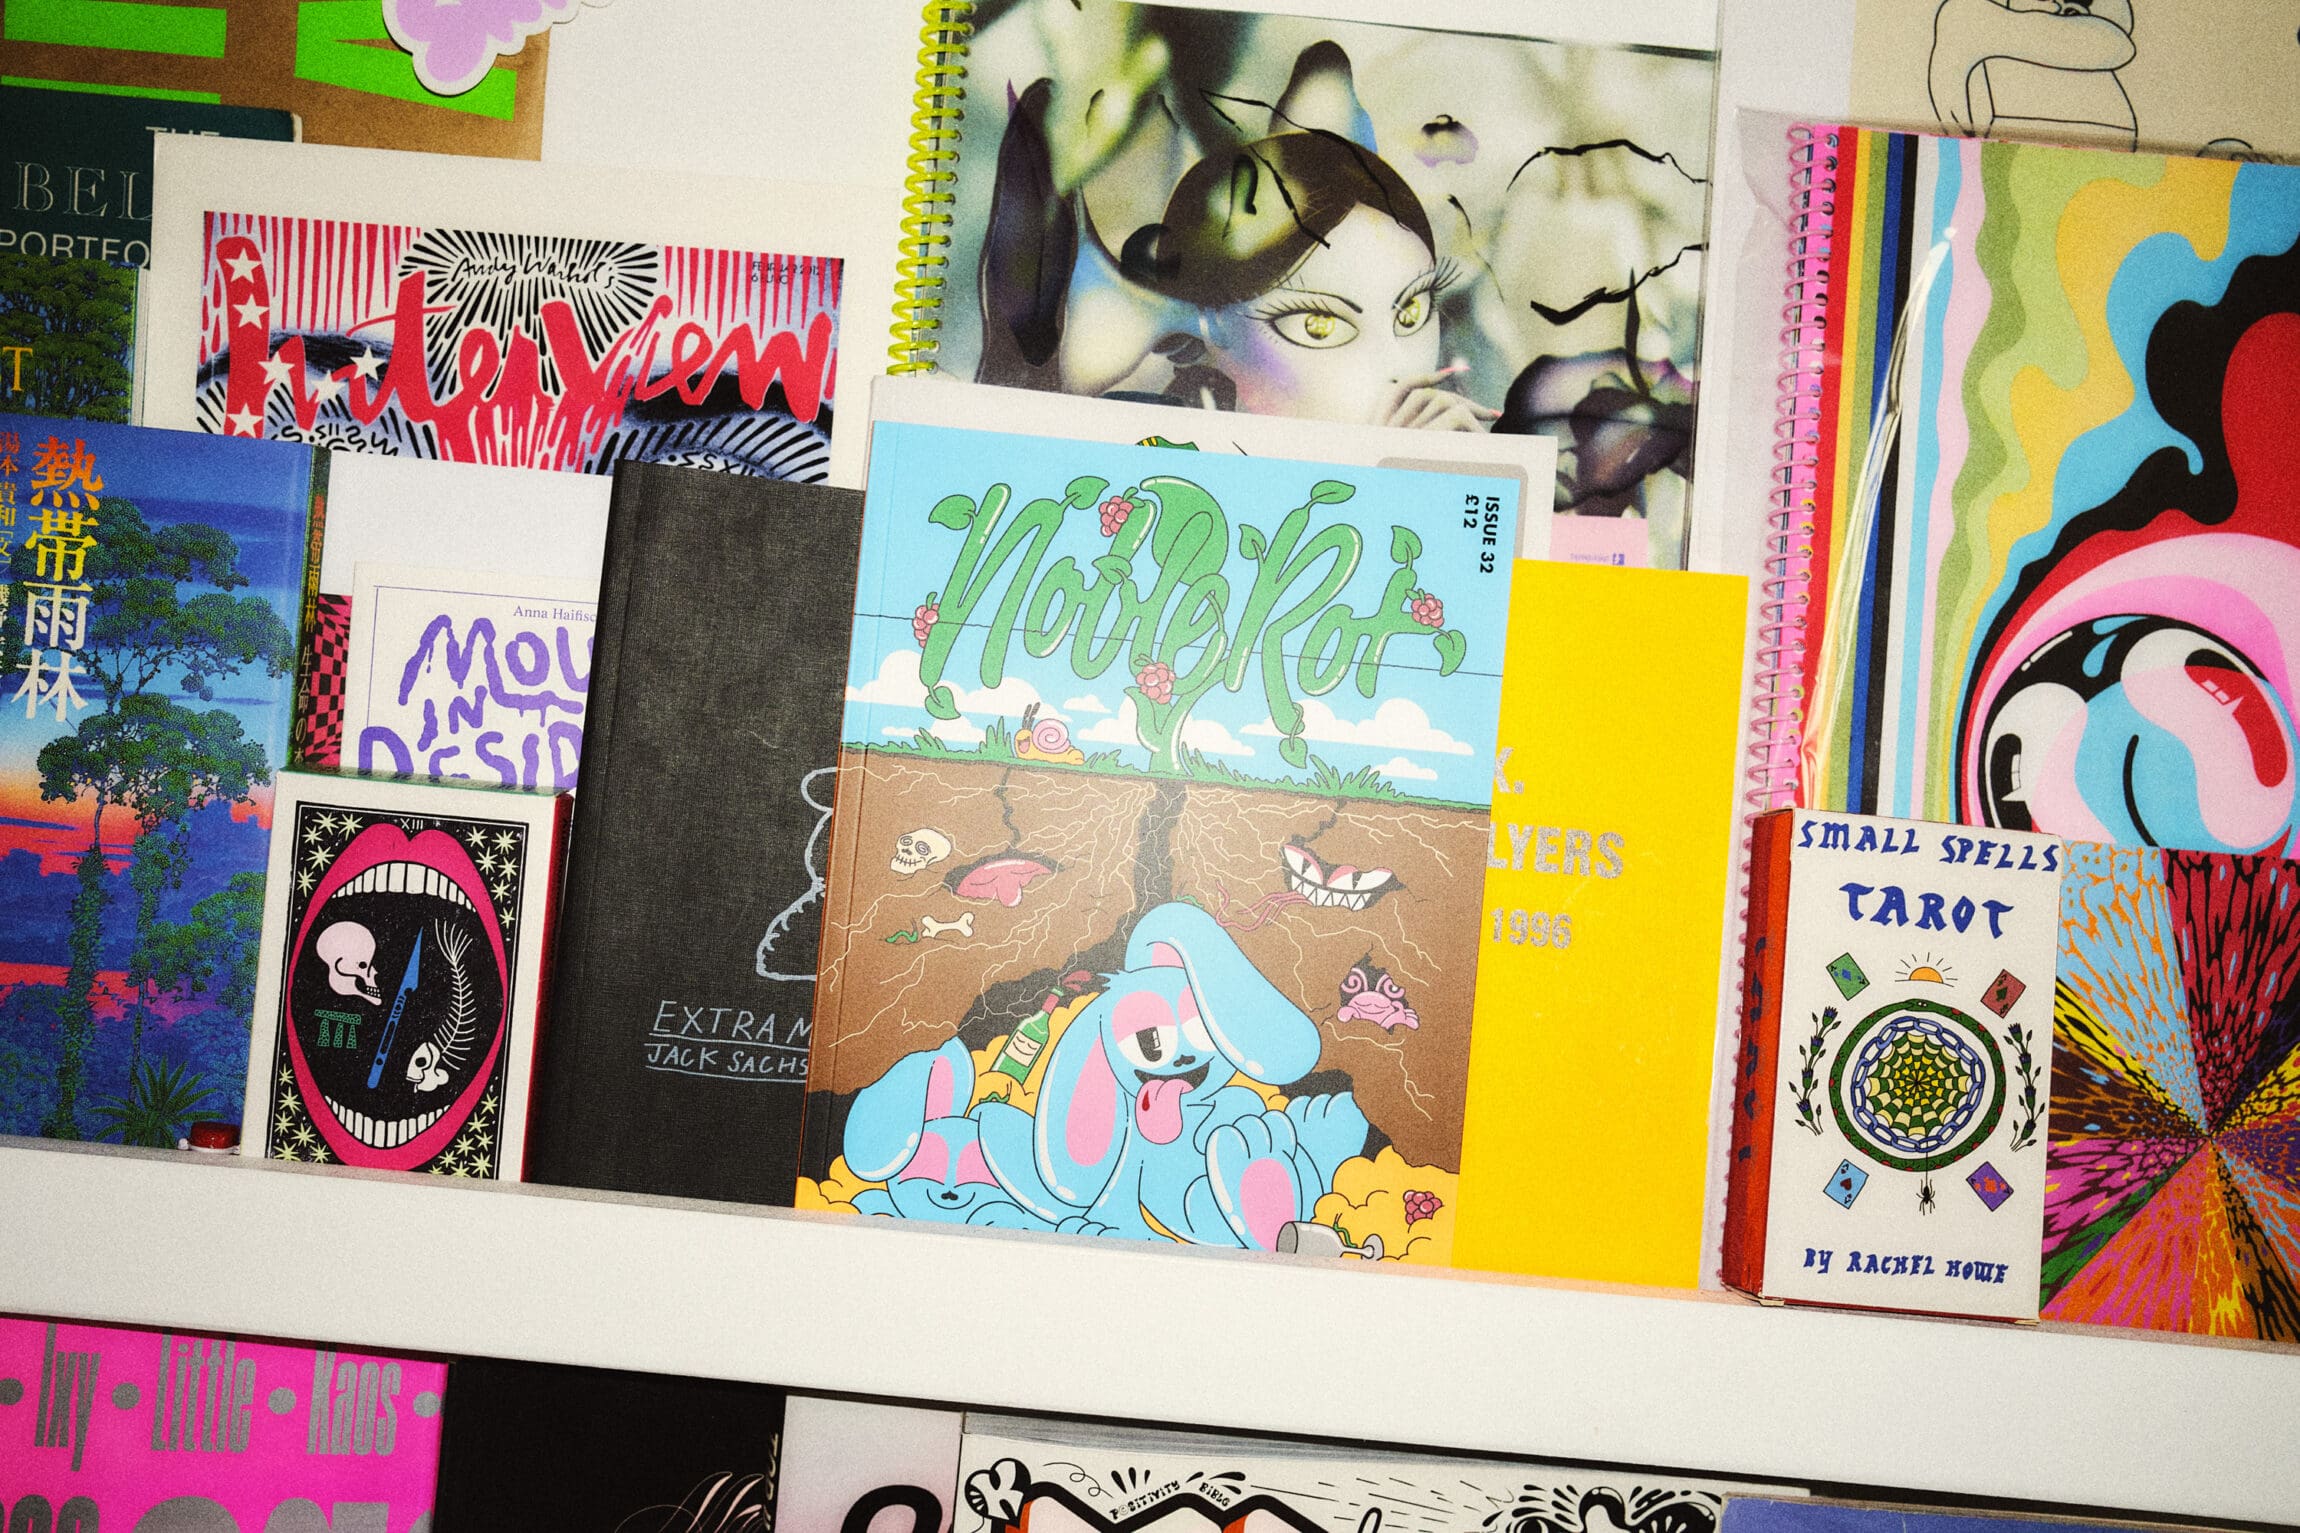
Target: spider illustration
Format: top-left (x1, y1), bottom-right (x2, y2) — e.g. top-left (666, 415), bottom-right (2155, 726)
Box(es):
top-left (1919, 1176), bottom-right (1937, 1216)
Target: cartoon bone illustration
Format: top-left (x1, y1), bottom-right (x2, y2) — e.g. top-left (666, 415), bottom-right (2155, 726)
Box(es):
top-left (919, 912), bottom-right (974, 940)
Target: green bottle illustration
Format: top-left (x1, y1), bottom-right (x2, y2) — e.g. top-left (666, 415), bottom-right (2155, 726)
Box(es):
top-left (992, 1005), bottom-right (1053, 1084)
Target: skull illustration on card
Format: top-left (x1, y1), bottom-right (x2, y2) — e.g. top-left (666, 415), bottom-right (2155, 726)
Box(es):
top-left (263, 801), bottom-right (529, 1175)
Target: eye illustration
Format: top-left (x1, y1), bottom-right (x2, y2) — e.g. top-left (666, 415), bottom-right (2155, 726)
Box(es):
top-left (1264, 304), bottom-right (1360, 349)
top-left (1117, 1023), bottom-right (1180, 1070)
top-left (1393, 288), bottom-right (1432, 335)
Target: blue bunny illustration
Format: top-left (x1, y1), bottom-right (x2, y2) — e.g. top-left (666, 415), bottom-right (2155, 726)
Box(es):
top-left (976, 901), bottom-right (1368, 1248)
top-left (844, 1038), bottom-right (1048, 1229)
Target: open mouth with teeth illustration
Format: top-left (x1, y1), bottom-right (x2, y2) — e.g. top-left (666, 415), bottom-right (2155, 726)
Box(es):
top-left (284, 817), bottom-right (510, 1172)
top-left (1280, 842), bottom-right (1401, 911)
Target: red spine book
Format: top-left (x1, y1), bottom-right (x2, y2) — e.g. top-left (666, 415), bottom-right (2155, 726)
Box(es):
top-left (1722, 808), bottom-right (1794, 1294)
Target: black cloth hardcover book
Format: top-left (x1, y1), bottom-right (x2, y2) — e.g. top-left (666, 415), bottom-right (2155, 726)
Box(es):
top-left (524, 463), bottom-right (864, 1204)
top-left (433, 1358), bottom-right (785, 1529)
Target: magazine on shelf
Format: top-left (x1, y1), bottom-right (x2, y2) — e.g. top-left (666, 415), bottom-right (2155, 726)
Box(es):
top-left (798, 419), bottom-right (1517, 1260)
top-left (888, 0), bottom-right (1715, 567)
top-left (142, 134), bottom-right (897, 487)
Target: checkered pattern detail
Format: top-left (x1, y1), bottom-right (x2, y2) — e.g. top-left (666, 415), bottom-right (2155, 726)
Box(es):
top-left (299, 593), bottom-right (350, 768)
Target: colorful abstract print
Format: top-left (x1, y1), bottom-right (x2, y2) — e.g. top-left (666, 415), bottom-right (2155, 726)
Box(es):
top-left (195, 215), bottom-right (842, 478)
top-left (1813, 135), bottom-right (2300, 857)
top-left (2046, 843), bottom-right (2300, 1336)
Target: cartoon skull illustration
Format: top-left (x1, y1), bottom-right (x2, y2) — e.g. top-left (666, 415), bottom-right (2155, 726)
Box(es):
top-left (890, 827), bottom-right (953, 877)
top-left (315, 921), bottom-right (383, 1003)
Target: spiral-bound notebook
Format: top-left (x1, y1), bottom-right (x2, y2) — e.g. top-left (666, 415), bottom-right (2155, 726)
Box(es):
top-left (889, 0), bottom-right (1717, 567)
top-left (1747, 122), bottom-right (2300, 859)
top-left (1708, 117), bottom-right (2300, 1287)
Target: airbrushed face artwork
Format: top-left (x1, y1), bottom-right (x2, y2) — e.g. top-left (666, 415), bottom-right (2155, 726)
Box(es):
top-left (280, 811), bottom-right (516, 1173)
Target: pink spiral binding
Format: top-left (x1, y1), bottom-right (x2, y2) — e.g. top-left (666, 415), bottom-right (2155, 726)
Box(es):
top-left (1747, 124), bottom-right (1839, 814)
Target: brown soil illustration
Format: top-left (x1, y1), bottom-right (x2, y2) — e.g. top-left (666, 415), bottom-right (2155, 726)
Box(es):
top-left (809, 748), bottom-right (1485, 1170)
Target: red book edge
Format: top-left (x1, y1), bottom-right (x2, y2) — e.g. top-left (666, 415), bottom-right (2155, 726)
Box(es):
top-left (1723, 808), bottom-right (1795, 1295)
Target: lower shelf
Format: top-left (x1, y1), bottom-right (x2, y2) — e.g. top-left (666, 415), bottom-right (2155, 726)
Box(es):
top-left (3, 1137), bottom-right (2291, 1523)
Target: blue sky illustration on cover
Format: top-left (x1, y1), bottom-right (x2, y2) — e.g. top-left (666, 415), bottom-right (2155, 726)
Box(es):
top-left (0, 413), bottom-right (312, 1142)
top-left (847, 422), bottom-right (1516, 810)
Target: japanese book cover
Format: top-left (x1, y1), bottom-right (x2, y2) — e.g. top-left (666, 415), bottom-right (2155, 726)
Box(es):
top-left (2045, 843), bottom-right (2300, 1339)
top-left (0, 415), bottom-right (318, 1147)
top-left (798, 421), bottom-right (1515, 1260)
top-left (143, 134), bottom-right (899, 488)
top-left (1725, 810), bottom-right (2063, 1319)
top-left (300, 453), bottom-right (609, 784)
top-left (430, 1358), bottom-right (781, 1530)
top-left (893, 0), bottom-right (1715, 566)
top-left (241, 768), bottom-right (570, 1177)
top-left (779, 1395), bottom-right (964, 1533)
top-left (1, 1315), bottom-right (445, 1533)
top-left (952, 1415), bottom-right (1785, 1533)
top-left (523, 468), bottom-right (864, 1206)
top-left (1452, 562), bottom-right (1749, 1288)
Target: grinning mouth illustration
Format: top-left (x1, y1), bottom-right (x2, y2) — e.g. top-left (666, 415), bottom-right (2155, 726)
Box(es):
top-left (286, 819), bottom-right (509, 1172)
top-left (326, 861), bottom-right (478, 909)
top-left (321, 1097), bottom-right (449, 1150)
top-left (1281, 842), bottom-right (1400, 911)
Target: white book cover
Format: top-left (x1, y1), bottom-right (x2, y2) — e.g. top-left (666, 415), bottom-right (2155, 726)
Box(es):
top-left (954, 1416), bottom-right (1792, 1533)
top-left (242, 770), bottom-right (567, 1179)
top-left (143, 135), bottom-right (897, 489)
top-left (303, 454), bottom-right (609, 779)
top-left (341, 563), bottom-right (596, 792)
top-left (779, 1396), bottom-right (965, 1533)
top-left (869, 375), bottom-right (1557, 560)
top-left (319, 454), bottom-right (612, 600)
top-left (1758, 811), bottom-right (2062, 1318)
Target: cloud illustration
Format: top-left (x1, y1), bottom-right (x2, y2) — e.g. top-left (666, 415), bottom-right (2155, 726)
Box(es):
top-left (385, 0), bottom-right (583, 97)
top-left (884, 716), bottom-right (985, 747)
top-left (1078, 698), bottom-right (1254, 757)
top-left (1370, 754), bottom-right (1439, 781)
top-left (847, 650), bottom-right (1056, 720)
top-left (1243, 697), bottom-right (1472, 755)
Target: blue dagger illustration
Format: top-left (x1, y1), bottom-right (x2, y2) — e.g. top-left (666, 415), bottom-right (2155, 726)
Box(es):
top-left (366, 929), bottom-right (424, 1090)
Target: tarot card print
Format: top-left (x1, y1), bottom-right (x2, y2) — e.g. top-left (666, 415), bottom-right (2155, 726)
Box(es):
top-left (264, 802), bottom-right (528, 1175)
top-left (197, 215), bottom-right (842, 479)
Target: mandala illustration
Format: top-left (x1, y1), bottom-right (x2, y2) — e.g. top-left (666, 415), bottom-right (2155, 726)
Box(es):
top-left (2045, 845), bottom-right (2300, 1340)
top-left (1829, 998), bottom-right (2005, 1173)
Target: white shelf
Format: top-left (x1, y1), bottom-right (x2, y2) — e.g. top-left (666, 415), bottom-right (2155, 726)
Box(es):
top-left (5, 1137), bottom-right (2292, 1524)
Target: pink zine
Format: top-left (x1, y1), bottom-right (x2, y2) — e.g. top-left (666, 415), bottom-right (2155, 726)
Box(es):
top-left (3, 1316), bottom-right (445, 1532)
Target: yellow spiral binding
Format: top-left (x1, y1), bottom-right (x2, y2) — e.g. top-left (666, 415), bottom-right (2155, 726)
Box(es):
top-left (890, 1), bottom-right (976, 374)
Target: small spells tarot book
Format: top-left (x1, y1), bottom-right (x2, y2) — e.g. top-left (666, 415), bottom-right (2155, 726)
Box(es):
top-left (801, 421), bottom-right (1514, 1262)
top-left (243, 769), bottom-right (568, 1178)
top-left (1727, 810), bottom-right (2063, 1319)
